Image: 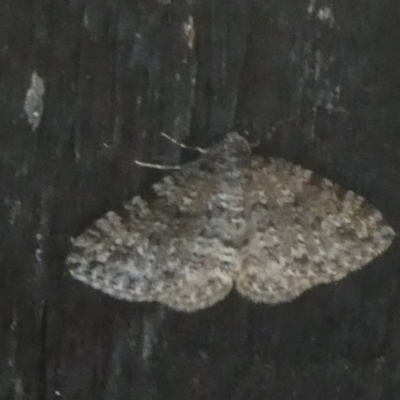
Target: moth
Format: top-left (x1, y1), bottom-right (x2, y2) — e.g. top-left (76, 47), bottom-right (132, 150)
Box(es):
top-left (67, 132), bottom-right (395, 312)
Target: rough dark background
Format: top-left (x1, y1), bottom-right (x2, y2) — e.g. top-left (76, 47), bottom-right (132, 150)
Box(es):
top-left (1, 0), bottom-right (400, 399)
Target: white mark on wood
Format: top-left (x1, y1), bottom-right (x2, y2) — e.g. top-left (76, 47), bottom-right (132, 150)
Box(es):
top-left (183, 16), bottom-right (195, 50)
top-left (24, 71), bottom-right (45, 131)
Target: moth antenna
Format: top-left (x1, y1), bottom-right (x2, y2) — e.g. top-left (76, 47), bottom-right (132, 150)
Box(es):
top-left (161, 132), bottom-right (207, 154)
top-left (134, 160), bottom-right (181, 170)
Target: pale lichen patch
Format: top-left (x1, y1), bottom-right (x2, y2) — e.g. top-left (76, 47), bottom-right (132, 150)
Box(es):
top-left (24, 71), bottom-right (45, 131)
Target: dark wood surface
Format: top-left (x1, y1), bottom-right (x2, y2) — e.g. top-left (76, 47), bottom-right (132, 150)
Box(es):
top-left (1, 1), bottom-right (400, 399)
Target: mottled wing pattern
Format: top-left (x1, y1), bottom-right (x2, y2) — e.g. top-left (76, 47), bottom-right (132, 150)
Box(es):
top-left (235, 157), bottom-right (396, 304)
top-left (68, 133), bottom-right (250, 311)
top-left (156, 266), bottom-right (234, 312)
top-left (68, 132), bottom-right (396, 311)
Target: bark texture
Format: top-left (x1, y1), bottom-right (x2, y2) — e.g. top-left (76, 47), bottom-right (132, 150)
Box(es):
top-left (1, 0), bottom-right (400, 399)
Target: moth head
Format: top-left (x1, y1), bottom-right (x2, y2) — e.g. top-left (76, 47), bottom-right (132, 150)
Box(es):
top-left (223, 132), bottom-right (252, 157)
top-left (203, 132), bottom-right (251, 172)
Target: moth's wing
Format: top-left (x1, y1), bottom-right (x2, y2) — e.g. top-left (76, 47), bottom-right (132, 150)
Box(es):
top-left (67, 154), bottom-right (243, 310)
top-left (68, 208), bottom-right (165, 302)
top-left (156, 267), bottom-right (234, 312)
top-left (236, 157), bottom-right (396, 304)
